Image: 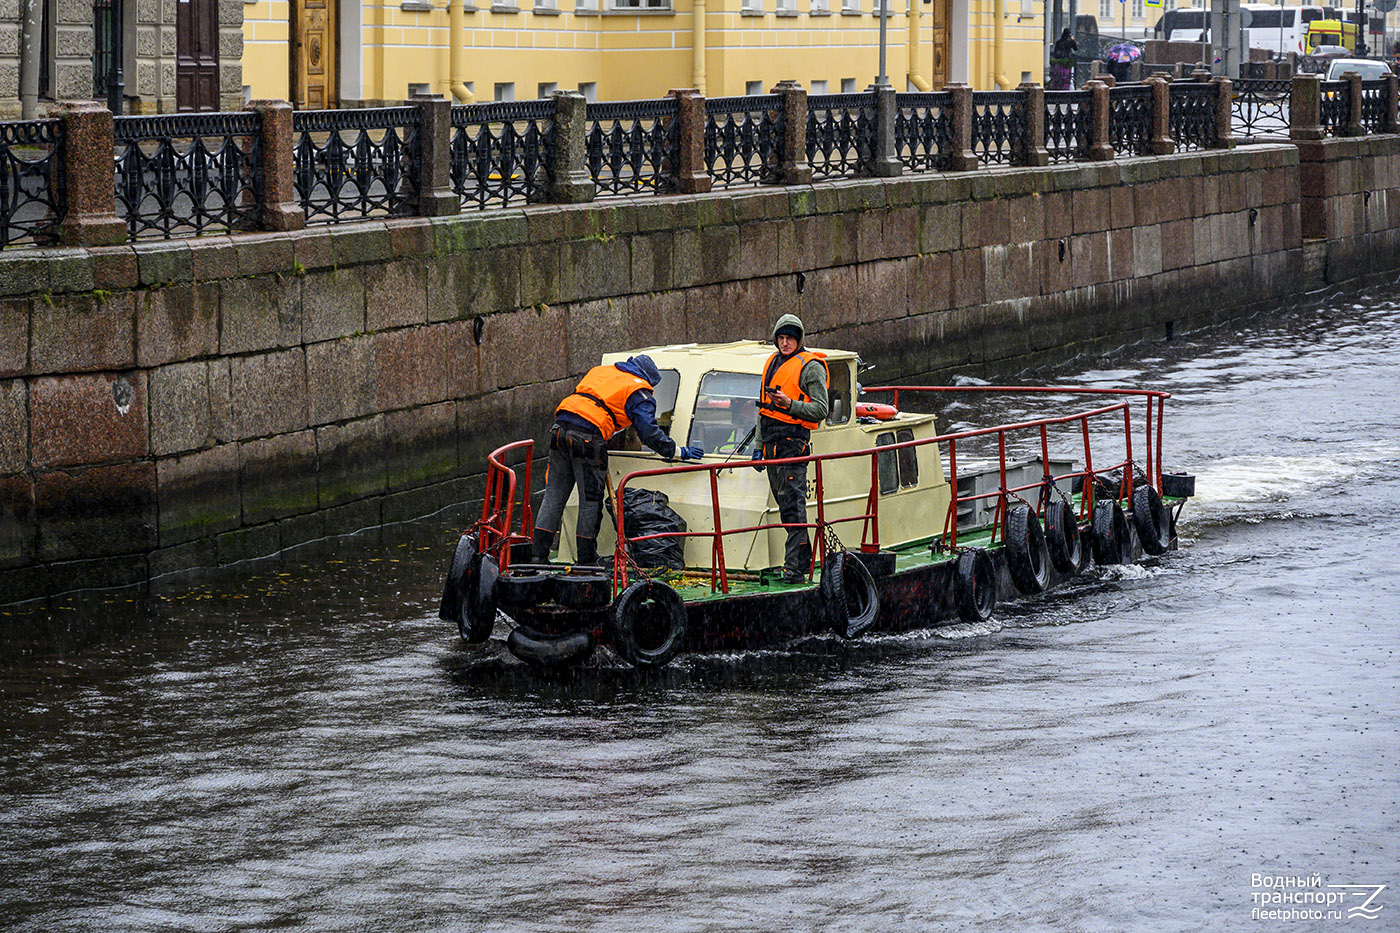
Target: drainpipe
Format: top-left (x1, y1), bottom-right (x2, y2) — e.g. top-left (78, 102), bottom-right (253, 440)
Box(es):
top-left (692, 0), bottom-right (707, 94)
top-left (448, 0), bottom-right (473, 102)
top-left (908, 0), bottom-right (932, 90)
top-left (19, 0), bottom-right (39, 118)
top-left (993, 0), bottom-right (1014, 88)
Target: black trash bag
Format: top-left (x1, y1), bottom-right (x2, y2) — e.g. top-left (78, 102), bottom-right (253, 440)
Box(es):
top-left (609, 487), bottom-right (687, 570)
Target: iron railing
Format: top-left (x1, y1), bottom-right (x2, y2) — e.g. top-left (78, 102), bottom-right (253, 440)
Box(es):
top-left (0, 119), bottom-right (65, 249)
top-left (1319, 80), bottom-right (1351, 136)
top-left (806, 93), bottom-right (876, 180)
top-left (970, 91), bottom-right (1027, 166)
top-left (1232, 78), bottom-right (1291, 139)
top-left (704, 95), bottom-right (784, 189)
top-left (450, 100), bottom-right (555, 210)
top-left (114, 112), bottom-right (262, 238)
top-left (1169, 82), bottom-right (1218, 151)
top-left (894, 92), bottom-right (953, 172)
top-left (1044, 90), bottom-right (1091, 164)
top-left (293, 107), bottom-right (420, 224)
top-left (1361, 79), bottom-right (1387, 134)
top-left (585, 98), bottom-right (679, 197)
top-left (1109, 84), bottom-right (1152, 156)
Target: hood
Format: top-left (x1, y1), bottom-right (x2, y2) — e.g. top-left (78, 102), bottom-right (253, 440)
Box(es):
top-left (771, 313), bottom-right (805, 349)
top-left (615, 355), bottom-right (661, 385)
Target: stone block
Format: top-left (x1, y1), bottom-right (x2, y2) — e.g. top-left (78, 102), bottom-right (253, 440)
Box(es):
top-left (388, 218), bottom-right (434, 259)
top-left (630, 232), bottom-right (674, 294)
top-left (429, 250), bottom-right (520, 324)
top-left (292, 229), bottom-right (336, 273)
top-left (1071, 188), bottom-right (1111, 235)
top-left (962, 197), bottom-right (1010, 248)
top-left (30, 372), bottom-right (147, 468)
top-left (1108, 228), bottom-right (1134, 281)
top-left (156, 443), bottom-right (240, 545)
top-left (216, 522), bottom-right (281, 566)
top-left (693, 226), bottom-right (740, 288)
top-left (239, 430), bottom-right (318, 525)
top-left (1132, 225), bottom-right (1163, 278)
top-left (89, 245), bottom-right (139, 291)
top-left (30, 292), bottom-right (135, 374)
top-left (229, 348), bottom-right (308, 439)
top-left (1159, 218), bottom-right (1196, 271)
top-left (734, 221), bottom-right (783, 281)
top-left (136, 240), bottom-right (192, 286)
top-left (1069, 232), bottom-right (1109, 289)
top-left (35, 461), bottom-right (157, 560)
top-left (856, 258), bottom-right (914, 322)
top-left (234, 232), bottom-right (295, 277)
top-left (148, 361), bottom-right (213, 456)
top-left (207, 359), bottom-right (234, 444)
top-left (0, 298), bottom-right (26, 378)
top-left (1041, 192), bottom-right (1074, 240)
top-left (301, 267), bottom-right (366, 343)
top-left (46, 248), bottom-right (95, 294)
top-left (220, 275), bottom-right (301, 354)
top-left (442, 319), bottom-right (484, 400)
top-left (1034, 238), bottom-right (1071, 296)
top-left (305, 334), bottom-right (375, 425)
top-left (625, 291), bottom-right (689, 350)
top-left (792, 267), bottom-right (856, 335)
top-left (1108, 186), bottom-right (1136, 230)
top-left (949, 249), bottom-right (985, 309)
top-left (364, 261), bottom-right (428, 331)
top-left (479, 304), bottom-right (568, 391)
top-left (320, 497), bottom-right (382, 539)
top-left (136, 282), bottom-right (219, 367)
top-left (565, 297), bottom-right (629, 375)
top-left (518, 241), bottom-right (567, 307)
top-left (374, 324), bottom-right (450, 411)
top-left (0, 253), bottom-right (48, 298)
top-left (384, 402), bottom-right (456, 491)
top-left (331, 223), bottom-right (392, 267)
top-left (0, 475), bottom-right (35, 568)
top-left (908, 251), bottom-right (953, 315)
top-left (1005, 194), bottom-right (1045, 244)
top-left (316, 415), bottom-right (386, 507)
top-left (0, 378), bottom-right (25, 473)
top-left (982, 243), bottom-right (1037, 302)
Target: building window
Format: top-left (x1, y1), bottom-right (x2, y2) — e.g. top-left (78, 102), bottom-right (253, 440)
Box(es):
top-left (494, 82), bottom-right (515, 101)
top-left (538, 81), bottom-right (557, 98)
top-left (840, 76), bottom-right (856, 92)
top-left (842, 0), bottom-right (859, 11)
top-left (536, 0), bottom-right (557, 8)
top-left (1099, 0), bottom-right (1111, 19)
top-left (576, 0), bottom-right (596, 8)
top-left (408, 82), bottom-right (432, 97)
top-left (578, 81), bottom-right (597, 101)
top-left (612, 0), bottom-right (670, 8)
top-left (1131, 0), bottom-right (1143, 17)
top-left (743, 0), bottom-right (763, 11)
top-left (746, 80), bottom-right (764, 94)
top-left (810, 79), bottom-right (827, 93)
top-left (776, 0), bottom-right (795, 10)
top-left (811, 0), bottom-right (828, 9)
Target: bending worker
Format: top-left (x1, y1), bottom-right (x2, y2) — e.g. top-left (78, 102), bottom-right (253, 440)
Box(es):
top-left (533, 355), bottom-right (703, 566)
top-left (753, 314), bottom-right (829, 583)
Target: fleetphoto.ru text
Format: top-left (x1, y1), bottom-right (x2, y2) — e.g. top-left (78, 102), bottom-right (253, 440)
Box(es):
top-left (1251, 874), bottom-right (1387, 923)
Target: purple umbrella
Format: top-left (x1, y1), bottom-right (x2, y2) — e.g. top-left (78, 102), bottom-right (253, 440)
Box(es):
top-left (1105, 43), bottom-right (1143, 63)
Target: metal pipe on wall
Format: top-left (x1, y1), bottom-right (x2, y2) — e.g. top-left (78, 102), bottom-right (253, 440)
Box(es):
top-left (449, 0), bottom-right (473, 102)
top-left (19, 0), bottom-right (39, 118)
top-left (909, 0), bottom-right (933, 90)
top-left (692, 0), bottom-right (707, 94)
top-left (993, 0), bottom-right (1013, 88)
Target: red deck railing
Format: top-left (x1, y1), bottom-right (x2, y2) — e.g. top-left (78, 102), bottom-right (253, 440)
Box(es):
top-left (471, 386), bottom-right (1172, 592)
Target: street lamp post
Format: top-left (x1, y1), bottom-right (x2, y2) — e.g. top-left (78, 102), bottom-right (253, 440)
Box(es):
top-left (877, 0), bottom-right (890, 87)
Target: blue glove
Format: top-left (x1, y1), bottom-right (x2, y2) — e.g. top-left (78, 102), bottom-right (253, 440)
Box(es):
top-left (752, 448), bottom-right (765, 472)
top-left (679, 446), bottom-right (705, 461)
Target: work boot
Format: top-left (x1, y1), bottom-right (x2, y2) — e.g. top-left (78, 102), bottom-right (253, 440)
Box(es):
top-left (576, 535), bottom-right (599, 567)
top-left (531, 528), bottom-right (556, 565)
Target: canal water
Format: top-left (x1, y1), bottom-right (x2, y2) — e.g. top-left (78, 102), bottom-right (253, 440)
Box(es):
top-left (3, 287), bottom-right (1398, 931)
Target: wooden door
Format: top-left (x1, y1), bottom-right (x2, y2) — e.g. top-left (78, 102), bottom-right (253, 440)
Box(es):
top-left (176, 0), bottom-right (218, 111)
top-left (293, 0), bottom-right (337, 109)
top-left (930, 0), bottom-right (950, 88)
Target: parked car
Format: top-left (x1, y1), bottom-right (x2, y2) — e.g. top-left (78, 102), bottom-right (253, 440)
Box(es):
top-left (1323, 57), bottom-right (1393, 79)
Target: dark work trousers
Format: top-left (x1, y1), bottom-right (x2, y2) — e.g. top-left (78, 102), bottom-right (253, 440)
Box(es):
top-left (761, 428), bottom-right (812, 575)
top-left (534, 424), bottom-right (608, 563)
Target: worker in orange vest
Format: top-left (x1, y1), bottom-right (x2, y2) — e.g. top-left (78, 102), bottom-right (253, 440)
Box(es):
top-left (752, 314), bottom-right (828, 583)
top-left (533, 355), bottom-right (703, 566)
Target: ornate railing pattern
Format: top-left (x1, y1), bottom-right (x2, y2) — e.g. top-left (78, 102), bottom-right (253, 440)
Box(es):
top-left (1232, 79), bottom-right (1291, 139)
top-left (1044, 90), bottom-right (1091, 164)
top-left (704, 95), bottom-right (784, 188)
top-left (451, 101), bottom-right (555, 210)
top-left (114, 112), bottom-right (262, 238)
top-left (293, 107), bottom-right (420, 224)
top-left (1361, 79), bottom-right (1387, 134)
top-left (894, 92), bottom-right (953, 172)
top-left (0, 119), bottom-right (65, 249)
top-left (1108, 84), bottom-right (1152, 156)
top-left (806, 93), bottom-right (876, 180)
top-left (970, 91), bottom-right (1027, 165)
top-left (1319, 80), bottom-right (1351, 136)
top-left (1169, 82), bottom-right (1218, 151)
top-left (585, 98), bottom-right (678, 197)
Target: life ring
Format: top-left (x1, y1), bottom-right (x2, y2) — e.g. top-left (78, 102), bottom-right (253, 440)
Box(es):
top-left (1091, 499), bottom-right (1132, 565)
top-left (820, 550), bottom-right (881, 639)
top-left (507, 624), bottom-right (595, 668)
top-left (551, 572), bottom-right (613, 610)
top-left (608, 580), bottom-right (688, 668)
top-left (1043, 499), bottom-right (1084, 575)
top-left (955, 548), bottom-right (996, 622)
top-left (1004, 503), bottom-right (1050, 595)
top-left (1132, 486), bottom-right (1172, 556)
top-left (854, 402), bottom-right (898, 420)
top-left (438, 532), bottom-right (477, 626)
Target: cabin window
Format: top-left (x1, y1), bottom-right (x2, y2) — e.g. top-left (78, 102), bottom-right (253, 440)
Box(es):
top-left (896, 428), bottom-right (918, 487)
top-left (653, 369), bottom-right (681, 429)
top-left (876, 432), bottom-right (898, 495)
top-left (826, 362), bottom-right (852, 425)
top-left (688, 370), bottom-right (761, 454)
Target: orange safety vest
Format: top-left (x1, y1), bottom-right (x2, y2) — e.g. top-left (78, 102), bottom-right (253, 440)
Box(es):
top-left (555, 364), bottom-right (652, 437)
top-left (758, 350), bottom-right (828, 430)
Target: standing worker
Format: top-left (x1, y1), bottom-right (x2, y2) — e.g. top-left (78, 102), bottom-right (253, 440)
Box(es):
top-left (532, 355), bottom-right (703, 566)
top-left (752, 314), bottom-right (829, 583)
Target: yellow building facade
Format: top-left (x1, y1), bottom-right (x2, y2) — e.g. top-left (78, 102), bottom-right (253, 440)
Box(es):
top-left (242, 0), bottom-right (1071, 107)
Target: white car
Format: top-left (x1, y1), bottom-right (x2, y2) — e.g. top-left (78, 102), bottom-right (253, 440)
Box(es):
top-left (1323, 58), bottom-right (1393, 80)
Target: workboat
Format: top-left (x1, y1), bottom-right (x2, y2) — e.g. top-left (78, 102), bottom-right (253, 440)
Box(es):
top-left (439, 341), bottom-right (1195, 669)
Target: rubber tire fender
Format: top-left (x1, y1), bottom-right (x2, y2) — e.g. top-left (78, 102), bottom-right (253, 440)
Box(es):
top-left (1043, 499), bottom-right (1084, 576)
top-left (1132, 486), bottom-right (1172, 556)
top-left (439, 533), bottom-right (477, 624)
top-left (458, 554), bottom-right (499, 644)
top-left (551, 572), bottom-right (613, 610)
top-left (1091, 500), bottom-right (1131, 565)
top-left (495, 570), bottom-right (554, 610)
top-left (608, 580), bottom-right (688, 669)
top-left (1004, 504), bottom-right (1051, 595)
top-left (955, 548), bottom-right (997, 623)
top-left (820, 550), bottom-right (881, 639)
top-left (507, 625), bottom-right (595, 668)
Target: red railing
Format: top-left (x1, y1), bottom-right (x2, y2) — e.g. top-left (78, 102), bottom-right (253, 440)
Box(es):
top-left (471, 386), bottom-right (1171, 591)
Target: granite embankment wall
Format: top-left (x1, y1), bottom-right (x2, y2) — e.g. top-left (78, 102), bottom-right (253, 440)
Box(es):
top-left (3, 138), bottom-right (1399, 602)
